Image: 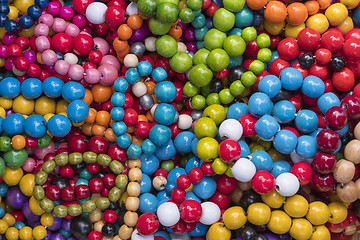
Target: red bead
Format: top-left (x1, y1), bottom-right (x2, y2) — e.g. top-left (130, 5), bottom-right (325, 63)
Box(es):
top-left (86, 163), bottom-right (100, 174)
top-left (11, 211), bottom-right (25, 222)
top-left (218, 139), bottom-right (241, 164)
top-left (316, 129), bottom-right (340, 153)
top-left (251, 170), bottom-right (275, 194)
top-left (123, 108), bottom-right (138, 126)
top-left (46, 185), bottom-right (61, 201)
top-left (270, 35), bottom-right (281, 49)
top-left (173, 81), bottom-right (185, 102)
top-left (89, 178), bottom-right (104, 193)
top-left (88, 136), bottom-right (109, 154)
top-left (308, 62), bottom-right (328, 80)
top-left (209, 191), bottom-right (231, 210)
top-left (59, 164), bottom-right (74, 178)
top-left (75, 185), bottom-right (91, 199)
top-left (88, 50), bottom-right (103, 64)
top-left (51, 33), bottom-right (72, 54)
top-left (68, 135), bottom-right (88, 153)
top-left (7, 44), bottom-right (22, 57)
top-left (216, 174), bottom-right (237, 195)
top-left (105, 6), bottom-right (126, 30)
top-left (73, 0), bottom-right (93, 14)
top-left (103, 173), bottom-right (116, 188)
top-left (136, 213), bottom-right (160, 235)
top-left (103, 210), bottom-right (117, 224)
top-left (321, 30), bottom-right (344, 53)
top-left (343, 38), bottom-right (360, 60)
top-left (202, 0), bottom-right (211, 9)
top-left (332, 67), bottom-right (355, 92)
top-left (88, 231), bottom-right (102, 240)
top-left (312, 172), bottom-right (335, 192)
top-left (325, 106), bottom-right (348, 130)
top-left (26, 64), bottom-right (41, 78)
top-left (14, 36), bottom-right (30, 50)
top-left (72, 33), bottom-right (94, 56)
top-left (239, 114), bottom-right (257, 137)
top-left (94, 23), bottom-right (109, 37)
top-left (154, 168), bottom-right (168, 178)
top-left (200, 162), bottom-right (215, 176)
top-left (291, 162), bottom-right (313, 186)
top-left (315, 48), bottom-right (332, 65)
top-left (277, 38), bottom-right (299, 61)
top-left (134, 121), bottom-right (151, 138)
top-left (14, 57), bottom-right (29, 71)
top-left (169, 123), bottom-right (182, 139)
top-left (61, 186), bottom-right (75, 202)
top-left (179, 200), bottom-right (202, 223)
top-left (244, 40), bottom-right (260, 59)
top-left (25, 136), bottom-right (38, 149)
top-left (176, 175), bottom-right (191, 190)
top-left (268, 59), bottom-right (290, 77)
top-left (297, 28), bottom-right (321, 51)
top-left (341, 95), bottom-right (360, 119)
top-left (171, 219), bottom-right (186, 234)
top-left (206, 3), bottom-right (219, 17)
top-left (107, 144), bottom-right (127, 163)
top-left (171, 188), bottom-right (186, 203)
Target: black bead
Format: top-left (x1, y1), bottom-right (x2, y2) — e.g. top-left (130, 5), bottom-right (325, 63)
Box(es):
top-left (232, 98), bottom-right (245, 104)
top-left (271, 89), bottom-right (292, 103)
top-left (50, 177), bottom-right (70, 190)
top-left (93, 171), bottom-right (107, 179)
top-left (102, 223), bottom-right (116, 237)
top-left (299, 53), bottom-right (315, 68)
top-left (330, 55), bottom-right (346, 72)
top-left (239, 189), bottom-right (262, 211)
top-left (70, 216), bottom-right (93, 239)
top-left (352, 200), bottom-right (360, 217)
top-left (210, 78), bottom-right (224, 93)
top-left (239, 225), bottom-right (257, 240)
top-left (228, 66), bottom-right (248, 83)
top-left (253, 234), bottom-right (269, 240)
top-left (71, 162), bottom-right (86, 173)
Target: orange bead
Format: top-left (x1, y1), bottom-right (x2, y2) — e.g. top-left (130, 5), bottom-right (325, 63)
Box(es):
top-left (117, 24), bottom-right (133, 41)
top-left (96, 111), bottom-right (111, 127)
top-left (105, 128), bottom-right (117, 142)
top-left (138, 115), bottom-right (148, 122)
top-left (82, 123), bottom-right (94, 136)
top-left (127, 126), bottom-right (135, 134)
top-left (127, 15), bottom-right (143, 30)
top-left (145, 81), bottom-right (156, 95)
top-left (287, 3), bottom-right (308, 26)
top-left (91, 84), bottom-right (112, 103)
top-left (132, 135), bottom-right (144, 147)
top-left (264, 1), bottom-right (287, 24)
top-left (11, 135), bottom-right (25, 150)
top-left (109, 119), bottom-right (115, 128)
top-left (247, 0), bottom-right (268, 10)
top-left (113, 38), bottom-right (129, 52)
top-left (91, 124), bottom-right (106, 136)
top-left (305, 1), bottom-right (320, 15)
top-left (117, 45), bottom-right (130, 58)
top-left (83, 88), bottom-right (93, 106)
top-left (85, 109), bottom-right (96, 124)
top-left (317, 0), bottom-right (331, 9)
top-left (168, 25), bottom-right (183, 41)
top-left (138, 11), bottom-right (149, 20)
top-left (126, 133), bottom-right (133, 142)
top-left (146, 111), bottom-right (155, 122)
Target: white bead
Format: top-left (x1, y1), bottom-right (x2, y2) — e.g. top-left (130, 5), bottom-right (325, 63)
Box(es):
top-left (64, 53), bottom-right (78, 65)
top-left (131, 230), bottom-right (154, 240)
top-left (219, 119), bottom-right (243, 141)
top-left (157, 202), bottom-right (180, 227)
top-left (126, 2), bottom-right (138, 16)
top-left (231, 158), bottom-right (256, 182)
top-left (85, 2), bottom-right (107, 24)
top-left (275, 173), bottom-right (300, 197)
top-left (12, 65), bottom-right (26, 76)
top-left (199, 202), bottom-right (221, 225)
top-left (150, 104), bottom-right (158, 117)
top-left (177, 42), bottom-right (187, 52)
top-left (169, 233), bottom-right (191, 240)
top-left (290, 151), bottom-right (313, 164)
top-left (124, 54), bottom-right (139, 68)
top-left (132, 82), bottom-right (147, 98)
top-left (145, 37), bottom-right (156, 52)
top-left (178, 114), bottom-right (193, 130)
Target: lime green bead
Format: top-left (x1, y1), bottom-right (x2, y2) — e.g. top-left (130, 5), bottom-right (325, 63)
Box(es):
top-left (35, 171), bottom-right (48, 185)
top-left (83, 152), bottom-right (97, 163)
top-left (69, 153), bottom-right (83, 165)
top-left (42, 160), bottom-right (55, 174)
top-left (110, 161), bottom-right (124, 175)
top-left (40, 199), bottom-right (54, 213)
top-left (54, 153), bottom-right (68, 166)
top-left (33, 186), bottom-right (45, 201)
top-left (97, 154), bottom-right (111, 166)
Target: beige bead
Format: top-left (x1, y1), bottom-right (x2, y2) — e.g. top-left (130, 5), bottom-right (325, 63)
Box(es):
top-left (336, 181), bottom-right (359, 203)
top-left (238, 181), bottom-right (251, 191)
top-left (334, 159), bottom-right (355, 184)
top-left (125, 197), bottom-right (139, 211)
top-left (153, 176), bottom-right (167, 191)
top-left (118, 225), bottom-right (133, 240)
top-left (127, 182), bottom-right (140, 197)
top-left (344, 140), bottom-right (360, 164)
top-left (89, 208), bottom-right (102, 223)
top-left (124, 54), bottom-right (138, 68)
top-left (128, 168), bottom-right (142, 182)
top-left (128, 159), bottom-right (141, 169)
top-left (231, 188), bottom-right (243, 204)
top-left (94, 221), bottom-right (104, 232)
top-left (354, 122), bottom-right (360, 140)
top-left (124, 211), bottom-right (138, 227)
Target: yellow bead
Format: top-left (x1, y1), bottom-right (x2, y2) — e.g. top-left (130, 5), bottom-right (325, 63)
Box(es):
top-left (3, 213), bottom-right (15, 226)
top-left (40, 212), bottom-right (54, 227)
top-left (19, 226), bottom-right (32, 240)
top-left (14, 0), bottom-right (34, 15)
top-left (0, 107), bottom-right (5, 118)
top-left (19, 174), bottom-right (35, 197)
top-left (7, 6), bottom-right (18, 20)
top-left (36, 52), bottom-right (44, 65)
top-left (0, 97), bottom-right (13, 109)
top-left (285, 23), bottom-right (306, 39)
top-left (267, 210), bottom-right (292, 235)
top-left (325, 3), bottom-right (348, 26)
top-left (33, 225), bottom-right (47, 240)
top-left (35, 96), bottom-right (56, 116)
top-left (72, 121), bottom-right (84, 127)
top-left (3, 167), bottom-right (23, 186)
top-left (250, 144), bottom-right (266, 153)
top-left (5, 227), bottom-right (18, 240)
top-left (337, 16), bottom-right (354, 35)
top-left (12, 95), bottom-right (34, 115)
top-left (44, 113), bottom-right (55, 122)
top-left (56, 99), bottom-right (69, 114)
top-left (289, 218), bottom-right (313, 240)
top-left (18, 25), bottom-right (35, 38)
top-left (261, 190), bottom-right (285, 209)
top-left (0, 219), bottom-right (8, 234)
top-left (29, 196), bottom-right (45, 216)
top-left (306, 13), bottom-right (329, 34)
top-left (0, 28), bottom-right (5, 40)
top-left (0, 59), bottom-right (4, 67)
top-left (264, 20), bottom-right (285, 36)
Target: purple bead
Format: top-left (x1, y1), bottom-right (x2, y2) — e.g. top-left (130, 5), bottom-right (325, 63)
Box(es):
top-left (5, 108), bottom-right (14, 116)
top-left (44, 229), bottom-right (52, 240)
top-left (59, 6), bottom-right (74, 20)
top-left (232, 237), bottom-right (243, 240)
top-left (265, 233), bottom-right (283, 240)
top-left (51, 233), bottom-right (66, 240)
top-left (42, 64), bottom-right (56, 74)
top-left (184, 28), bottom-right (196, 42)
top-left (129, 22), bottom-right (149, 42)
top-left (186, 42), bottom-right (197, 53)
top-left (178, 20), bottom-right (188, 30)
top-left (47, 1), bottom-right (62, 16)
top-left (2, 33), bottom-right (17, 45)
top-left (72, 14), bottom-right (87, 28)
top-left (0, 45), bottom-right (8, 58)
top-left (6, 187), bottom-right (27, 209)
top-left (23, 50), bottom-right (37, 64)
top-left (4, 57), bottom-right (15, 71)
top-left (48, 216), bottom-right (63, 231)
top-left (61, 219), bottom-right (71, 232)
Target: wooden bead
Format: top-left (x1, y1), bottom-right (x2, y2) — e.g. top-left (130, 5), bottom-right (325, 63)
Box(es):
top-left (91, 193), bottom-right (102, 202)
top-left (344, 140), bottom-right (360, 164)
top-left (128, 168), bottom-right (142, 182)
top-left (336, 181), bottom-right (359, 203)
top-left (118, 225), bottom-right (133, 240)
top-left (152, 176), bottom-right (167, 191)
top-left (89, 208), bottom-right (102, 223)
top-left (127, 182), bottom-right (140, 197)
top-left (238, 181), bottom-right (251, 191)
top-left (334, 159), bottom-right (355, 184)
top-left (344, 224), bottom-right (357, 235)
top-left (94, 221), bottom-right (104, 232)
top-left (124, 211), bottom-right (138, 227)
top-left (125, 197), bottom-right (139, 211)
top-left (127, 159), bottom-right (141, 169)
top-left (231, 188), bottom-right (243, 204)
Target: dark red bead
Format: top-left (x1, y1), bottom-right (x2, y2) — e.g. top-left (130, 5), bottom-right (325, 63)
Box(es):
top-left (75, 185), bottom-right (91, 200)
top-left (45, 185), bottom-right (61, 201)
top-left (61, 186), bottom-right (75, 202)
top-left (89, 178), bottom-right (104, 193)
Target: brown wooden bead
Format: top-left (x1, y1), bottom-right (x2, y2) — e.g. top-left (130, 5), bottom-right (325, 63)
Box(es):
top-left (118, 225), bottom-right (133, 240)
top-left (231, 188), bottom-right (243, 204)
top-left (124, 211), bottom-right (138, 227)
top-left (334, 159), bottom-right (355, 184)
top-left (238, 181), bottom-right (251, 191)
top-left (344, 224), bottom-right (357, 235)
top-left (128, 159), bottom-right (141, 169)
top-left (125, 197), bottom-right (139, 211)
top-left (128, 168), bottom-right (142, 182)
top-left (336, 181), bottom-right (359, 203)
top-left (354, 122), bottom-right (360, 140)
top-left (344, 140), bottom-right (360, 164)
top-left (89, 208), bottom-right (102, 223)
top-left (127, 182), bottom-right (140, 197)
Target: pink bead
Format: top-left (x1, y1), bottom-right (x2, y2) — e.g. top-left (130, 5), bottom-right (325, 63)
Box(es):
top-left (41, 49), bottom-right (58, 65)
top-left (52, 18), bottom-right (67, 33)
top-left (68, 64), bottom-right (85, 81)
top-left (100, 55), bottom-right (120, 71)
top-left (34, 141), bottom-right (55, 159)
top-left (0, 45), bottom-right (8, 58)
top-left (35, 36), bottom-right (51, 52)
top-left (46, 1), bottom-right (61, 16)
top-left (22, 158), bottom-right (36, 172)
top-left (72, 14), bottom-right (87, 28)
top-left (65, 23), bottom-right (80, 37)
top-left (59, 6), bottom-right (74, 20)
top-left (98, 63), bottom-right (118, 86)
top-left (38, 14), bottom-right (54, 26)
top-left (34, 23), bottom-right (50, 37)
top-left (58, 142), bottom-right (68, 149)
top-left (84, 68), bottom-right (101, 84)
top-left (2, 33), bottom-right (16, 45)
top-left (4, 57), bottom-right (15, 71)
top-left (54, 60), bottom-right (70, 75)
top-left (94, 37), bottom-right (110, 56)
top-left (80, 26), bottom-right (92, 35)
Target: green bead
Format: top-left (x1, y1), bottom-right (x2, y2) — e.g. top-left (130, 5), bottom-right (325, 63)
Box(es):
top-left (33, 186), bottom-right (45, 201)
top-left (110, 161), bottom-right (124, 175)
top-left (0, 157), bottom-right (5, 177)
top-left (109, 187), bottom-right (122, 202)
top-left (206, 93), bottom-right (221, 106)
top-left (256, 33), bottom-right (271, 49)
top-left (193, 48), bottom-right (210, 65)
top-left (257, 48), bottom-right (272, 63)
top-left (82, 200), bottom-right (96, 213)
top-left (35, 171), bottom-right (48, 185)
top-left (0, 136), bottom-right (11, 152)
top-left (96, 198), bottom-right (110, 210)
top-left (83, 151), bottom-right (97, 163)
top-left (179, 8), bottom-right (195, 23)
top-left (54, 205), bottom-right (67, 218)
top-left (191, 95), bottom-right (206, 110)
top-left (183, 82), bottom-right (199, 98)
top-left (54, 153), bottom-right (69, 166)
top-left (161, 160), bottom-right (175, 172)
top-left (42, 160), bottom-right (55, 174)
top-left (97, 154), bottom-right (112, 166)
top-left (240, 71), bottom-right (257, 87)
top-left (68, 204), bottom-right (82, 216)
top-left (69, 153), bottom-right (83, 165)
top-left (4, 149), bottom-right (27, 169)
top-left (40, 198), bottom-right (54, 212)
top-left (37, 134), bottom-right (51, 148)
top-left (115, 174), bottom-right (128, 189)
top-left (249, 60), bottom-right (265, 75)
top-left (242, 27), bottom-right (257, 42)
top-left (200, 85), bottom-right (211, 98)
top-left (219, 88), bottom-right (234, 104)
top-left (229, 80), bottom-right (245, 97)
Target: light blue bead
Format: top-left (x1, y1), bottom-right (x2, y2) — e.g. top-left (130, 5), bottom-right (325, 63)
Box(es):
top-left (139, 193), bottom-right (159, 213)
top-left (140, 173), bottom-right (152, 194)
top-left (149, 124), bottom-right (171, 147)
top-left (227, 102), bottom-right (249, 119)
top-left (248, 92), bottom-right (272, 117)
top-left (112, 121), bottom-right (127, 136)
top-left (111, 92), bottom-right (126, 107)
top-left (174, 131), bottom-right (196, 154)
top-left (154, 103), bottom-right (176, 125)
top-left (110, 107), bottom-right (124, 121)
top-left (140, 154), bottom-right (159, 175)
top-left (251, 150), bottom-right (273, 172)
top-left (21, 78), bottom-right (42, 99)
top-left (317, 92), bottom-right (340, 114)
top-left (296, 135), bottom-right (317, 159)
top-left (238, 140), bottom-right (250, 158)
top-left (138, 61), bottom-right (153, 76)
top-left (273, 130), bottom-right (298, 154)
top-left (155, 140), bottom-right (176, 160)
top-left (142, 139), bottom-right (156, 155)
top-left (185, 156), bottom-right (200, 174)
top-left (152, 67), bottom-right (167, 82)
top-left (279, 67), bottom-right (303, 91)
top-left (127, 144), bottom-right (142, 159)
top-left (272, 100), bottom-right (296, 124)
top-left (301, 75), bottom-right (325, 98)
top-left (154, 81), bottom-right (176, 103)
top-left (295, 110), bottom-right (318, 133)
top-left (255, 115), bottom-right (279, 140)
top-left (125, 68), bottom-right (140, 84)
top-left (116, 134), bottom-right (131, 149)
top-left (113, 78), bottom-right (129, 93)
top-left (193, 176), bottom-right (216, 199)
top-left (271, 160), bottom-right (291, 178)
top-left (258, 74), bottom-right (282, 98)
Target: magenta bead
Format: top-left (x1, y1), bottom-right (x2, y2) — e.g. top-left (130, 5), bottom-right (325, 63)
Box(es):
top-left (35, 36), bottom-right (51, 52)
top-left (84, 68), bottom-right (101, 84)
top-left (65, 23), bottom-right (80, 37)
top-left (34, 23), bottom-right (50, 37)
top-left (41, 49), bottom-right (58, 65)
top-left (46, 1), bottom-right (62, 16)
top-left (184, 28), bottom-right (195, 42)
top-left (93, 37), bottom-right (110, 56)
top-left (42, 64), bottom-right (56, 74)
top-left (80, 26), bottom-right (92, 35)
top-left (100, 55), bottom-right (120, 71)
top-left (186, 42), bottom-right (197, 53)
top-left (98, 63), bottom-right (118, 86)
top-left (0, 45), bottom-right (8, 58)
top-left (22, 158), bottom-right (36, 172)
top-left (72, 14), bottom-right (87, 28)
top-left (59, 6), bottom-right (74, 20)
top-left (52, 18), bottom-right (67, 33)
top-left (23, 50), bottom-right (37, 64)
top-left (178, 20), bottom-right (188, 30)
top-left (54, 60), bottom-right (70, 75)
top-left (129, 22), bottom-right (149, 42)
top-left (68, 64), bottom-right (85, 81)
top-left (4, 57), bottom-right (15, 71)
top-left (38, 14), bottom-right (54, 26)
top-left (2, 33), bottom-right (17, 45)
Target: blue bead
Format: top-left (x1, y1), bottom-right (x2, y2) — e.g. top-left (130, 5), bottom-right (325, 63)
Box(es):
top-left (310, 128), bottom-right (322, 138)
top-left (279, 67), bottom-right (303, 90)
top-left (142, 139), bottom-right (156, 155)
top-left (35, 0), bottom-right (48, 8)
top-left (116, 134), bottom-right (131, 148)
top-left (27, 5), bottom-right (42, 18)
top-left (149, 124), bottom-right (171, 147)
top-left (59, 229), bottom-right (72, 238)
top-left (185, 191), bottom-right (201, 203)
top-left (174, 131), bottom-right (196, 154)
top-left (271, 160), bottom-right (291, 178)
top-left (112, 121), bottom-right (127, 136)
top-left (21, 78), bottom-right (42, 99)
top-left (138, 61), bottom-right (153, 76)
top-left (19, 15), bottom-right (34, 29)
top-left (238, 140), bottom-right (250, 158)
top-left (0, 183), bottom-right (8, 197)
top-left (0, 13), bottom-right (8, 27)
top-left (336, 123), bottom-right (349, 137)
top-left (235, 6), bottom-right (253, 28)
top-left (0, 4), bottom-right (9, 14)
top-left (61, 82), bottom-right (85, 102)
top-left (113, 77), bottom-right (129, 93)
top-left (192, 14), bottom-right (206, 28)
top-left (110, 107), bottom-right (124, 121)
top-left (154, 231), bottom-right (171, 240)
top-left (42, 76), bottom-right (64, 98)
top-left (252, 13), bottom-right (264, 27)
top-left (296, 135), bottom-right (317, 159)
top-left (248, 92), bottom-right (272, 117)
top-left (195, 26), bottom-right (208, 41)
top-left (194, 9), bottom-right (202, 16)
top-left (167, 167), bottom-right (187, 183)
top-left (140, 154), bottom-right (159, 175)
top-left (317, 92), bottom-right (340, 114)
top-left (154, 103), bottom-right (176, 125)
top-left (0, 77), bottom-right (20, 98)
top-left (295, 110), bottom-right (318, 133)
top-left (139, 193), bottom-right (158, 213)
top-left (258, 74), bottom-right (282, 98)
top-left (0, 207), bottom-right (5, 218)
top-left (255, 115), bottom-right (280, 140)
top-left (273, 100), bottom-right (296, 124)
top-left (155, 140), bottom-right (176, 160)
top-left (185, 156), bottom-right (200, 174)
top-left (3, 113), bottom-right (24, 136)
top-left (125, 68), bottom-right (140, 84)
top-left (152, 67), bottom-right (167, 82)
top-left (110, 92), bottom-right (126, 107)
top-left (165, 182), bottom-right (177, 195)
top-left (127, 144), bottom-right (142, 159)
top-left (193, 176), bottom-right (216, 199)
top-left (4, 19), bottom-right (19, 33)
top-left (140, 173), bottom-right (152, 194)
top-left (47, 114), bottom-right (71, 137)
top-left (189, 224), bottom-right (208, 237)
top-left (191, 138), bottom-right (199, 157)
top-left (157, 190), bottom-right (170, 202)
top-left (273, 130), bottom-right (298, 154)
top-left (67, 100), bottom-right (89, 123)
top-left (212, 0), bottom-right (223, 7)
top-left (0, 117), bottom-right (3, 134)
top-left (226, 102), bottom-right (248, 120)
top-left (154, 81), bottom-right (176, 103)
top-left (55, 52), bottom-right (64, 60)
top-left (301, 75), bottom-right (325, 98)
top-left (24, 115), bottom-right (46, 138)
top-left (251, 150), bottom-right (273, 172)
top-left (354, 8), bottom-right (360, 26)
top-left (196, 41), bottom-right (205, 50)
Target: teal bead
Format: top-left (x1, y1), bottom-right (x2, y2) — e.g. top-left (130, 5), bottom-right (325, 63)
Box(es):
top-left (228, 56), bottom-right (243, 69)
top-left (60, 229), bottom-right (72, 238)
top-left (229, 28), bottom-right (242, 37)
top-left (195, 26), bottom-right (208, 41)
top-left (75, 178), bottom-right (89, 187)
top-left (194, 10), bottom-right (202, 16)
top-left (192, 14), bottom-right (206, 28)
top-left (80, 169), bottom-right (93, 180)
top-left (235, 6), bottom-right (253, 28)
top-left (53, 200), bottom-right (61, 206)
top-left (196, 41), bottom-right (205, 49)
top-left (78, 197), bottom-right (90, 205)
